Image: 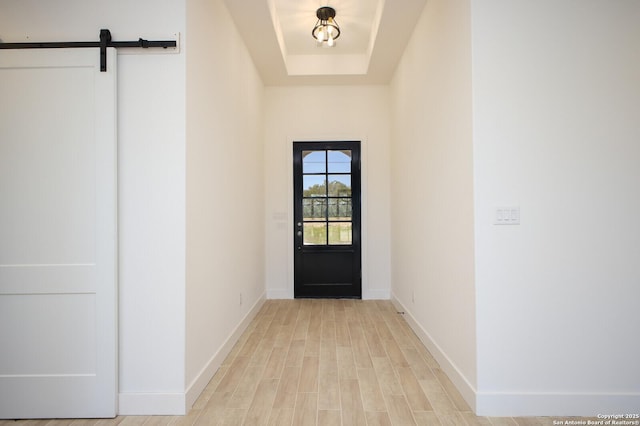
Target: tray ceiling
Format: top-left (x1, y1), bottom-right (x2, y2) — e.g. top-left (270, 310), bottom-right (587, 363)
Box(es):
top-left (222, 0), bottom-right (428, 85)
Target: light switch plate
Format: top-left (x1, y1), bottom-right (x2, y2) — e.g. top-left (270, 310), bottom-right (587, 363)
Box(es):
top-left (495, 206), bottom-right (520, 225)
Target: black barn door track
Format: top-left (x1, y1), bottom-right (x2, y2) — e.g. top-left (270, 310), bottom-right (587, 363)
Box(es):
top-left (0, 29), bottom-right (176, 72)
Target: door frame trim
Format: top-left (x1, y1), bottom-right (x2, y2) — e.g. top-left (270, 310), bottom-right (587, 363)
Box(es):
top-left (280, 135), bottom-right (378, 299)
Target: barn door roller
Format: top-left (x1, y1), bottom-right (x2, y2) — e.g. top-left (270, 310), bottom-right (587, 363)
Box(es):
top-left (0, 29), bottom-right (177, 71)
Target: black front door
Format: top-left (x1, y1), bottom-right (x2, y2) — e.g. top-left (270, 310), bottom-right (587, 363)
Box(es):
top-left (293, 141), bottom-right (362, 298)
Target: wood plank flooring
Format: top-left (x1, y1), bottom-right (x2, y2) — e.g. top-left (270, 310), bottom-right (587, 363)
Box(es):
top-left (0, 299), bottom-right (600, 426)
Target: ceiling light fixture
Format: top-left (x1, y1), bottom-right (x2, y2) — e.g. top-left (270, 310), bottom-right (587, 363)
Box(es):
top-left (312, 6), bottom-right (341, 47)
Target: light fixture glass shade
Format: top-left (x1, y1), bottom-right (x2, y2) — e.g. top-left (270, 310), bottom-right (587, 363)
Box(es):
top-left (312, 6), bottom-right (340, 47)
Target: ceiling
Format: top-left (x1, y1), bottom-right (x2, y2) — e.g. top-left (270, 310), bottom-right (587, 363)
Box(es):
top-left (222, 0), bottom-right (428, 85)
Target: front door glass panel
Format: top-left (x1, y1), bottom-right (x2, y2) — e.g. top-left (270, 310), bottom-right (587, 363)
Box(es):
top-left (303, 150), bottom-right (326, 173)
top-left (301, 150), bottom-right (353, 246)
top-left (328, 150), bottom-right (351, 173)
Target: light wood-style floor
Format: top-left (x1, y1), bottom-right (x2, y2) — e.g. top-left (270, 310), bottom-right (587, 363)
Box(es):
top-left (1, 299), bottom-right (599, 426)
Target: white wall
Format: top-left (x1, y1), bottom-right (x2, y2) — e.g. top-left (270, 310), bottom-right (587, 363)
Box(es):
top-left (472, 0), bottom-right (640, 415)
top-left (185, 0), bottom-right (266, 410)
top-left (0, 0), bottom-right (187, 415)
top-left (264, 86), bottom-right (391, 300)
top-left (389, 0), bottom-right (477, 408)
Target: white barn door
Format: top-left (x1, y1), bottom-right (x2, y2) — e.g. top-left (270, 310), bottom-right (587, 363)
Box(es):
top-left (0, 48), bottom-right (117, 418)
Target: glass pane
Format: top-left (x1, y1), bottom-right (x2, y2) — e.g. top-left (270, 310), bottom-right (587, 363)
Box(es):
top-left (304, 222), bottom-right (327, 245)
top-left (328, 150), bottom-right (351, 173)
top-left (328, 198), bottom-right (352, 220)
top-left (303, 150), bottom-right (326, 173)
top-left (303, 198), bottom-right (326, 221)
top-left (328, 222), bottom-right (352, 245)
top-left (328, 175), bottom-right (351, 197)
top-left (303, 175), bottom-right (326, 197)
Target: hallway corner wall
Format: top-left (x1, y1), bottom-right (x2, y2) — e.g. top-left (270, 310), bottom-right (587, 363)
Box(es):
top-left (472, 0), bottom-right (640, 415)
top-left (389, 0), bottom-right (477, 409)
top-left (185, 0), bottom-right (266, 410)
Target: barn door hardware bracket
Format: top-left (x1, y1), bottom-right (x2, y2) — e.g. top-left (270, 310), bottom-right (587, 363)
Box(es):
top-left (0, 29), bottom-right (177, 72)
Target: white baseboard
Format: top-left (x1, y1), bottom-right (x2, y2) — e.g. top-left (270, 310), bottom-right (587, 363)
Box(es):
top-left (364, 289), bottom-right (390, 300)
top-left (391, 294), bottom-right (640, 416)
top-left (476, 392), bottom-right (640, 417)
top-left (391, 293), bottom-right (477, 412)
top-left (267, 288), bottom-right (389, 300)
top-left (184, 292), bottom-right (266, 411)
top-left (118, 392), bottom-right (186, 416)
top-left (118, 293), bottom-right (266, 416)
top-left (267, 289), bottom-right (291, 299)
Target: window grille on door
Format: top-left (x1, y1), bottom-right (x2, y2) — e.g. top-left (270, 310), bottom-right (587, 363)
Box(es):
top-left (301, 150), bottom-right (353, 246)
